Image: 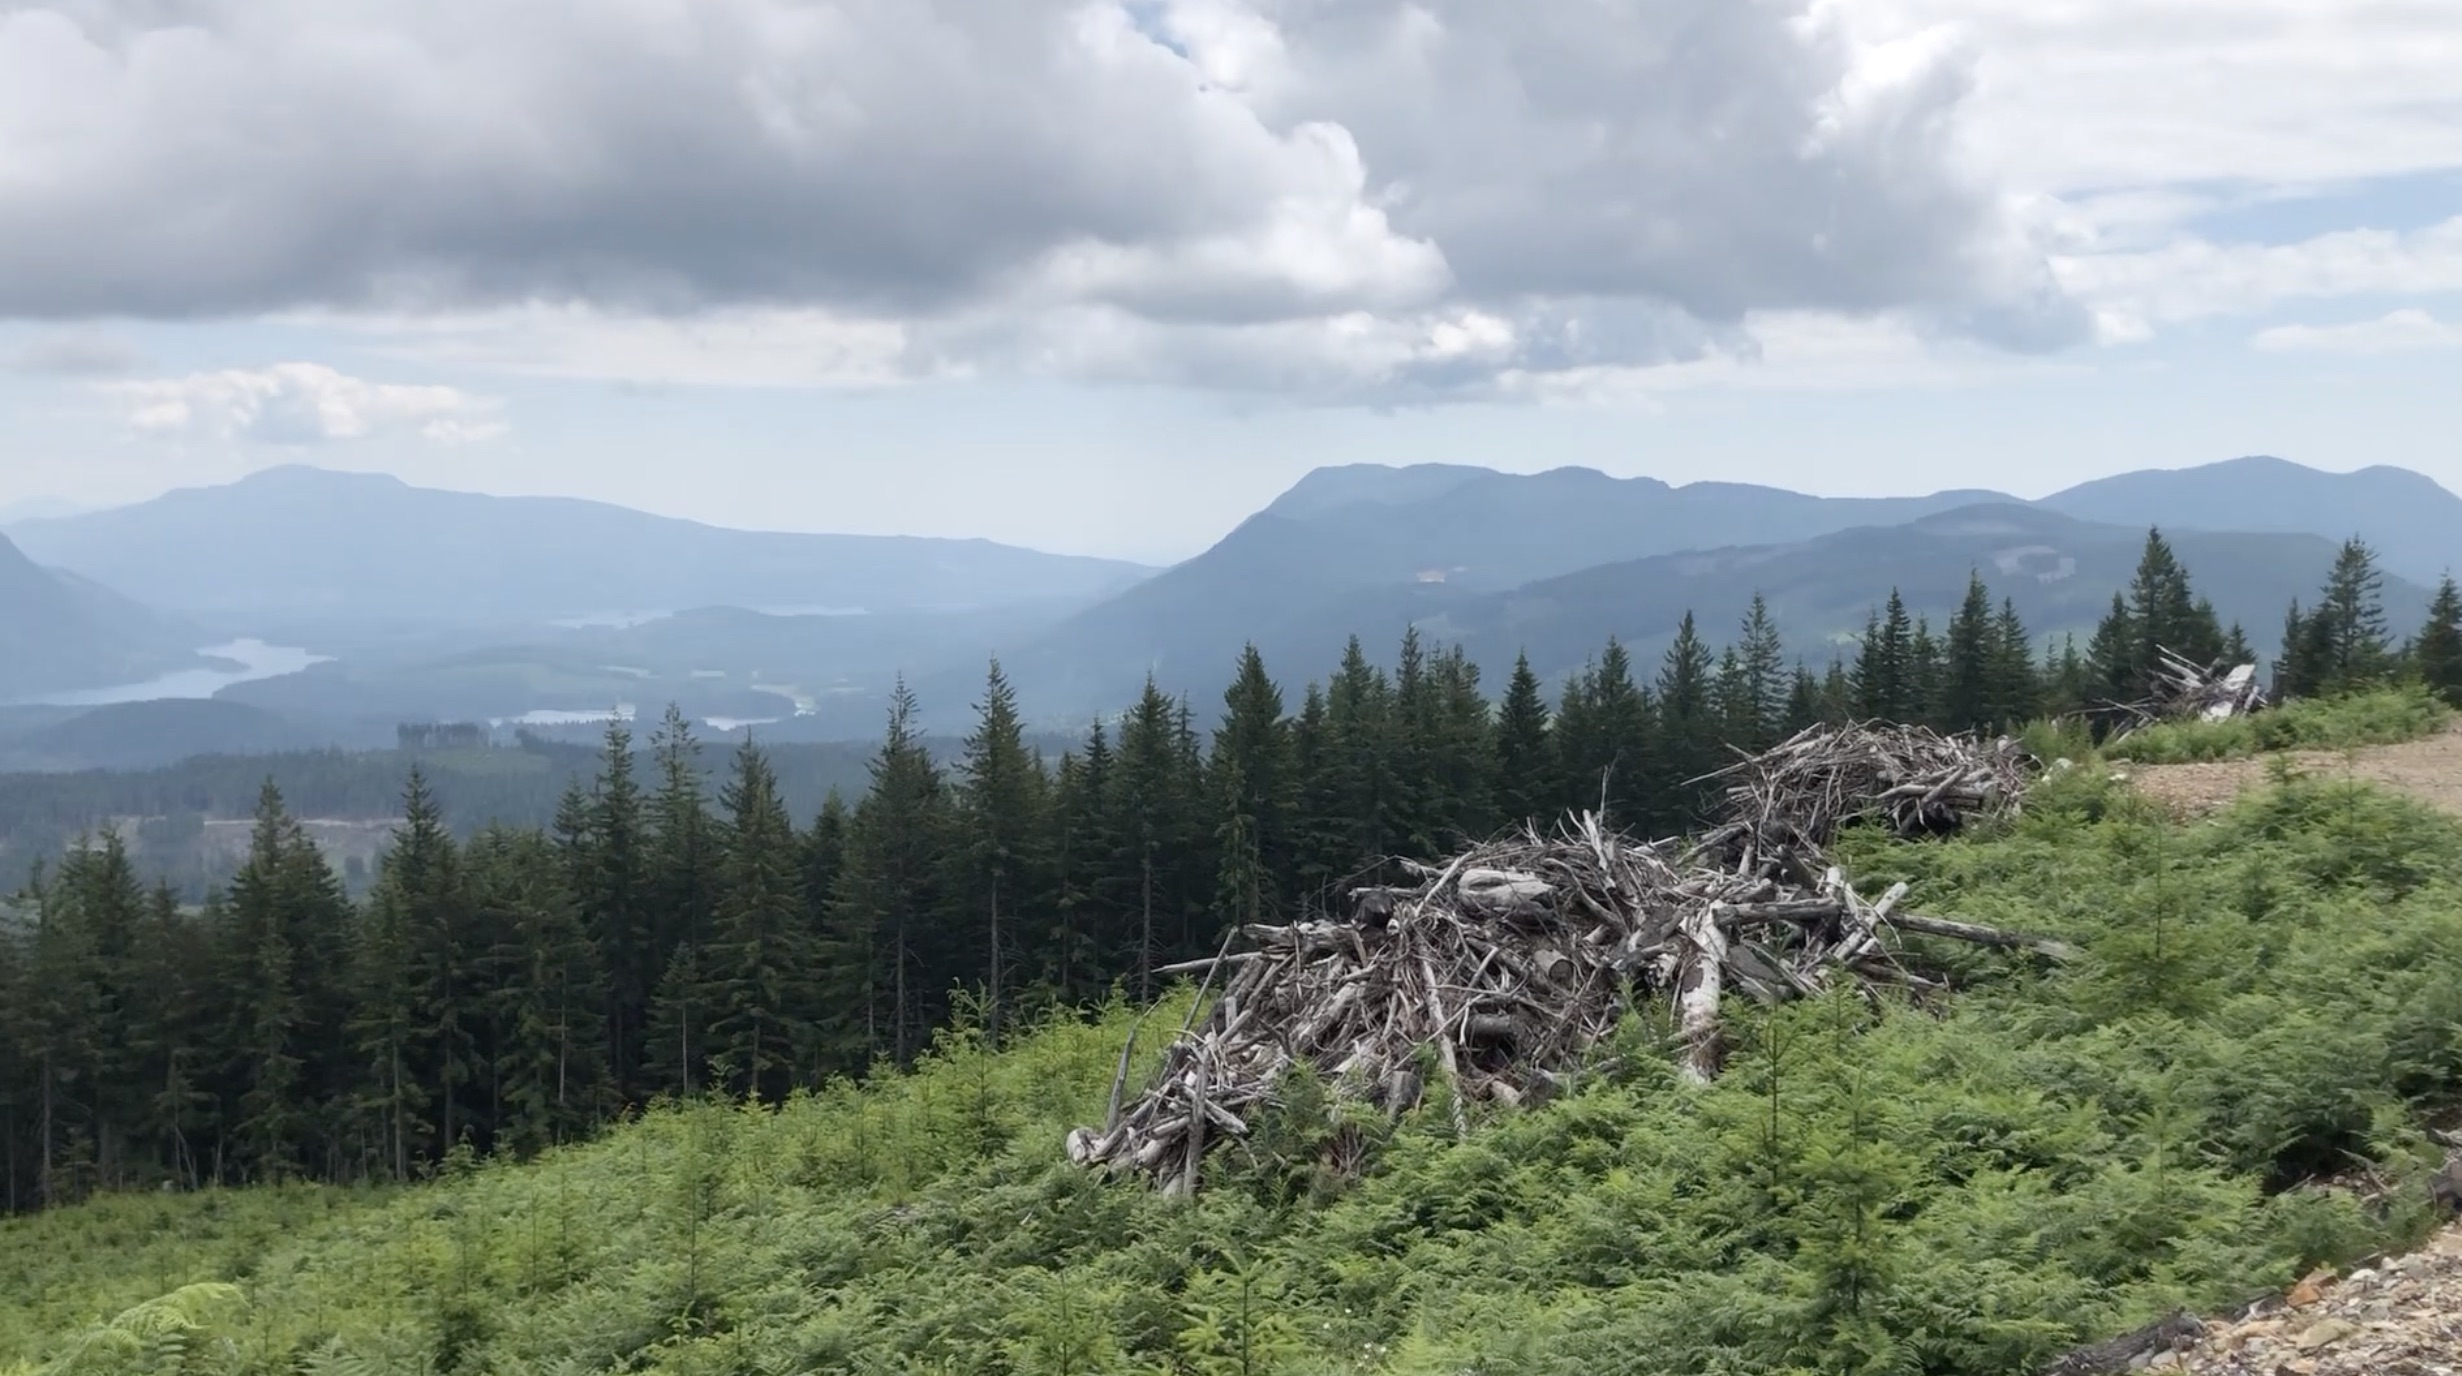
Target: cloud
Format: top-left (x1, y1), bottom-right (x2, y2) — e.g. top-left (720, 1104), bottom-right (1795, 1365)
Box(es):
top-left (2054, 215), bottom-right (2462, 328)
top-left (2252, 308), bottom-right (2462, 355)
top-left (1836, 0), bottom-right (2462, 197)
top-left (7, 329), bottom-right (141, 374)
top-left (0, 0), bottom-right (2083, 397)
top-left (103, 363), bottom-right (504, 444)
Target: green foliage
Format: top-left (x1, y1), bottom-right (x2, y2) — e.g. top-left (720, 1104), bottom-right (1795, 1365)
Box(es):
top-left (10, 767), bottom-right (2462, 1376)
top-left (2104, 685), bottom-right (2451, 764)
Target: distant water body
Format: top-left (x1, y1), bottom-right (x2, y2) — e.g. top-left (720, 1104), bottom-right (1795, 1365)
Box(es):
top-left (26, 639), bottom-right (329, 707)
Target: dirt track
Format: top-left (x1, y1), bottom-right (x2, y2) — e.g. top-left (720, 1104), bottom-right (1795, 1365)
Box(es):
top-left (2114, 720), bottom-right (2462, 821)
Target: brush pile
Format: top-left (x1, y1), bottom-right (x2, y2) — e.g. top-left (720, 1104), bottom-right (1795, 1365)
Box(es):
top-left (1070, 726), bottom-right (2065, 1193)
top-left (2143, 647), bottom-right (2267, 727)
top-left (1691, 721), bottom-right (2034, 879)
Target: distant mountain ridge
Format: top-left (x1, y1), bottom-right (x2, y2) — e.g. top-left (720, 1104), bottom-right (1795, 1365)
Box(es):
top-left (952, 456), bottom-right (2459, 727)
top-left (2037, 455), bottom-right (2462, 584)
top-left (0, 531), bottom-right (197, 700)
top-left (7, 465), bottom-right (1158, 635)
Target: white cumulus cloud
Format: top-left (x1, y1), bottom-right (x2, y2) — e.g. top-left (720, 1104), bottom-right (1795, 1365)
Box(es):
top-left (0, 0), bottom-right (2083, 398)
top-left (2251, 308), bottom-right (2462, 355)
top-left (104, 363), bottom-right (504, 444)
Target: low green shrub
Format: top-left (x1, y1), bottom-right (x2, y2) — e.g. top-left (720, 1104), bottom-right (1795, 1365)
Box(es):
top-left (2105, 685), bottom-right (2450, 764)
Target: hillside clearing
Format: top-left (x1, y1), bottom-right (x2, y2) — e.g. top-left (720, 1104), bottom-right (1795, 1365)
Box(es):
top-left (2118, 718), bottom-right (2462, 821)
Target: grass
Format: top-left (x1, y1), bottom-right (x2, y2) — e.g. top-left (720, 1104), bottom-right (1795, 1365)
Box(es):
top-left (12, 767), bottom-right (2462, 1374)
top-left (2102, 684), bottom-right (2451, 765)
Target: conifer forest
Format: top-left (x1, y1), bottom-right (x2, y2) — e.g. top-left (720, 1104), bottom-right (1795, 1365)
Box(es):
top-left (6, 531), bottom-right (2462, 1375)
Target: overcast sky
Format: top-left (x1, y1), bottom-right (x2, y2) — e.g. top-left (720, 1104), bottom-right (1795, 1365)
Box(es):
top-left (3, 0), bottom-right (2459, 563)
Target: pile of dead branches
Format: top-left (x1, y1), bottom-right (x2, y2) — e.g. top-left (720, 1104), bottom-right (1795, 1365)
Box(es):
top-left (1069, 803), bottom-right (2071, 1194)
top-left (1691, 721), bottom-right (2033, 879)
top-left (2148, 647), bottom-right (2266, 725)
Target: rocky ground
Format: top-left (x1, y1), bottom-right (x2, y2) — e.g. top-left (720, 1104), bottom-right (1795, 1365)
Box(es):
top-left (2156, 1228), bottom-right (2462, 1374)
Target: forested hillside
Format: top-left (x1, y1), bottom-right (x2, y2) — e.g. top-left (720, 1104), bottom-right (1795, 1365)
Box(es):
top-left (3, 532), bottom-right (2462, 1373)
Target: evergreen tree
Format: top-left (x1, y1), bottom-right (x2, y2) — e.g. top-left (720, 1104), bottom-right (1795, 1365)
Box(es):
top-left (646, 708), bottom-right (719, 1037)
top-left (1853, 594), bottom-right (1914, 723)
top-left (393, 771), bottom-right (481, 1161)
top-left (1109, 678), bottom-right (1209, 993)
top-left (1042, 726), bottom-right (1117, 1007)
top-left (1986, 598), bottom-right (2039, 732)
top-left (1941, 573), bottom-right (1995, 735)
top-left (219, 787), bottom-right (349, 1180)
top-left (1655, 613), bottom-right (1720, 829)
top-left (827, 682), bottom-right (946, 1067)
top-left (945, 663), bottom-right (1045, 1045)
top-left (703, 739), bottom-right (812, 1101)
top-left (2124, 529), bottom-right (2221, 689)
top-left (1210, 646), bottom-right (1293, 929)
top-left (2316, 536), bottom-right (2392, 689)
top-left (568, 721), bottom-right (653, 1107)
top-left (2417, 574), bottom-right (2462, 708)
top-left (1493, 653), bottom-right (1554, 828)
top-left (471, 827), bottom-right (604, 1153)
top-left (2084, 593), bottom-right (2136, 714)
top-left (1735, 593), bottom-right (1788, 748)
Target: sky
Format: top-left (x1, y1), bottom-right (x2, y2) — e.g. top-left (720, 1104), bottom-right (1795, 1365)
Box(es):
top-left (1, 0), bottom-right (2458, 564)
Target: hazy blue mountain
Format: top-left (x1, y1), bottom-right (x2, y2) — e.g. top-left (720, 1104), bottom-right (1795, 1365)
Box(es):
top-left (8, 465), bottom-right (1158, 634)
top-left (1434, 504), bottom-right (2433, 684)
top-left (0, 531), bottom-right (196, 700)
top-left (1244, 463), bottom-right (2018, 591)
top-left (961, 500), bottom-right (2436, 729)
top-left (0, 699), bottom-right (329, 773)
top-left (2039, 455), bottom-right (2462, 584)
top-left (0, 495), bottom-right (94, 526)
top-left (944, 465), bottom-right (2015, 722)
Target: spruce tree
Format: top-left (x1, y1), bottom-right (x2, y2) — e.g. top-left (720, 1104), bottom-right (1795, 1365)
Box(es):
top-left (393, 770), bottom-right (481, 1161)
top-left (2417, 574), bottom-right (2462, 707)
top-left (472, 827), bottom-right (604, 1152)
top-left (1986, 598), bottom-right (2039, 732)
top-left (1210, 646), bottom-right (1293, 928)
top-left (1655, 614), bottom-right (1720, 828)
top-left (2316, 536), bottom-right (2392, 689)
top-left (705, 739), bottom-right (812, 1101)
top-left (1044, 725), bottom-right (1118, 1005)
top-left (647, 707), bottom-right (719, 1019)
top-left (1493, 653), bottom-right (1554, 828)
top-left (826, 681), bottom-right (946, 1067)
top-left (1941, 573), bottom-right (1994, 734)
top-left (1735, 593), bottom-right (1787, 748)
top-left (569, 721), bottom-right (652, 1107)
top-left (1853, 594), bottom-right (1914, 723)
top-left (945, 662), bottom-right (1045, 1045)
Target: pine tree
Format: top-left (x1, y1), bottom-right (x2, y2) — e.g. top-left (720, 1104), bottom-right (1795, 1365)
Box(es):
top-left (2084, 593), bottom-right (2137, 715)
top-left (946, 662), bottom-right (1045, 1045)
top-left (1110, 678), bottom-right (1208, 992)
top-left (1655, 613), bottom-right (1719, 829)
top-left (704, 739), bottom-right (812, 1101)
top-left (568, 721), bottom-right (653, 1107)
top-left (393, 770), bottom-right (481, 1162)
top-left (472, 827), bottom-right (604, 1153)
top-left (1853, 594), bottom-right (1914, 723)
top-left (2417, 574), bottom-right (2462, 708)
top-left (1986, 598), bottom-right (2039, 732)
top-left (647, 707), bottom-right (719, 1024)
top-left (1210, 646), bottom-right (1293, 929)
top-left (2316, 536), bottom-right (2392, 690)
top-left (1736, 593), bottom-right (1788, 749)
top-left (1906, 617), bottom-right (1942, 729)
top-left (827, 681), bottom-right (946, 1067)
top-left (2124, 529), bottom-right (2220, 689)
top-left (1941, 573), bottom-right (1995, 734)
top-left (1044, 725), bottom-right (1118, 1005)
top-left (1493, 653), bottom-right (1554, 827)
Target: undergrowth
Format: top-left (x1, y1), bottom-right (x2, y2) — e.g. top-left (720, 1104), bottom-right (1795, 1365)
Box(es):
top-left (2103, 684), bottom-right (2450, 764)
top-left (11, 767), bottom-right (2462, 1375)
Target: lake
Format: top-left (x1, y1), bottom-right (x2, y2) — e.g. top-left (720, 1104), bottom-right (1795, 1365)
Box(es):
top-left (26, 639), bottom-right (330, 707)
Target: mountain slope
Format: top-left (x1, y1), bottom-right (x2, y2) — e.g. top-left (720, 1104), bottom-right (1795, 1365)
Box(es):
top-left (2039, 455), bottom-right (2462, 584)
top-left (971, 503), bottom-right (2435, 726)
top-left (1439, 503), bottom-right (2434, 682)
top-left (0, 532), bottom-right (195, 700)
top-left (7, 465), bottom-right (1157, 631)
